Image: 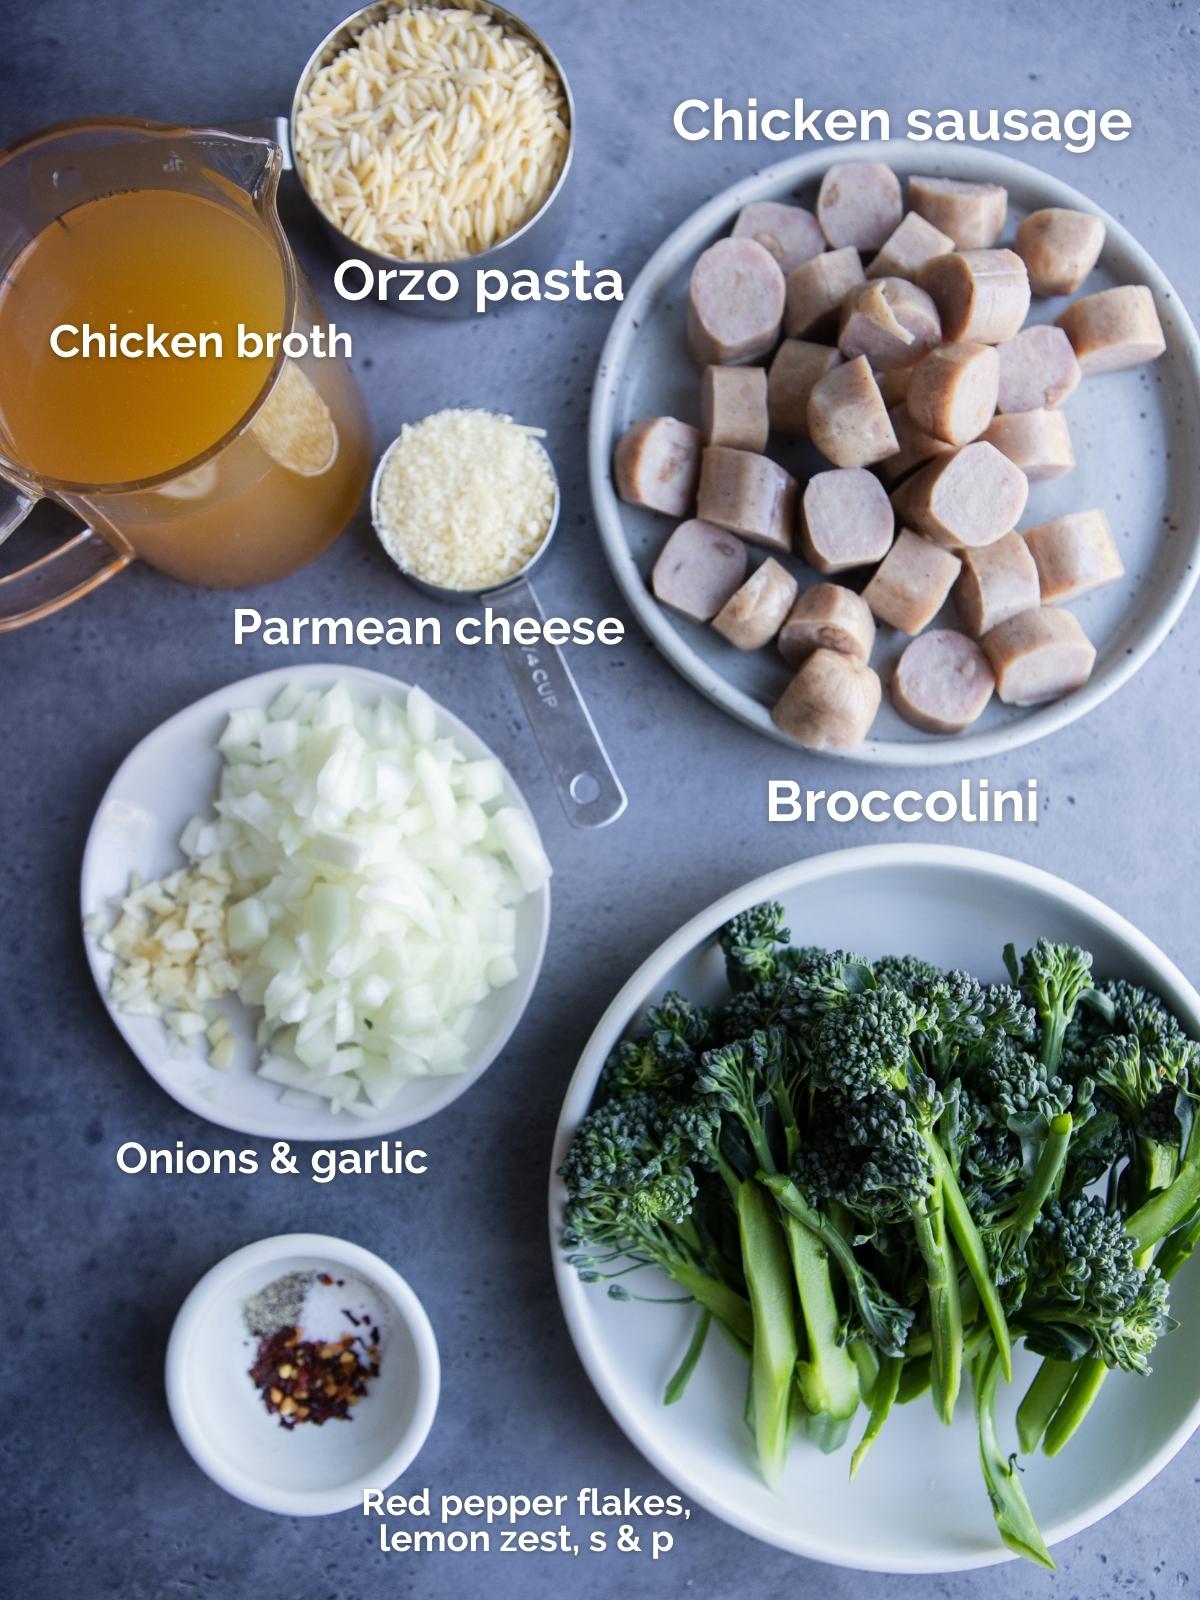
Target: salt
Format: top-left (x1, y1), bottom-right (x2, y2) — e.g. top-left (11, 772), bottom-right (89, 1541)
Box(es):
top-left (243, 1269), bottom-right (390, 1347)
top-left (298, 1273), bottom-right (391, 1345)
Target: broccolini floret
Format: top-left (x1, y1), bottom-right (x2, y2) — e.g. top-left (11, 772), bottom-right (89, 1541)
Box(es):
top-left (559, 1091), bottom-right (751, 1347)
top-left (719, 902), bottom-right (791, 991)
top-left (873, 952), bottom-right (942, 997)
top-left (713, 947), bottom-right (872, 1041)
top-left (1019, 1196), bottom-right (1174, 1373)
top-left (1009, 938), bottom-right (1095, 1073)
top-left (973, 1036), bottom-right (1073, 1140)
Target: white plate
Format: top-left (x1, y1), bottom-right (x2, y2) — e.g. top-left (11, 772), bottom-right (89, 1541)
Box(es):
top-left (589, 144), bottom-right (1200, 765)
top-left (165, 1232), bottom-right (439, 1515)
top-left (81, 664), bottom-right (551, 1140)
top-left (548, 844), bottom-right (1200, 1571)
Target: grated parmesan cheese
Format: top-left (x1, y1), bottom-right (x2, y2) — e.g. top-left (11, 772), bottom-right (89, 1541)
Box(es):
top-left (373, 408), bottom-right (556, 591)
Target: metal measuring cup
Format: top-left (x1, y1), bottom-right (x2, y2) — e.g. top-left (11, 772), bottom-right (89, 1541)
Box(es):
top-left (370, 438), bottom-right (626, 829)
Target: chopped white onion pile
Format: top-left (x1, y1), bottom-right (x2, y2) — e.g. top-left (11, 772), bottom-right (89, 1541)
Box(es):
top-left (89, 680), bottom-right (551, 1114)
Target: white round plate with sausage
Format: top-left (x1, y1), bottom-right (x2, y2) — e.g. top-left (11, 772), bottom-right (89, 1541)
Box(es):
top-left (589, 144), bottom-right (1200, 764)
top-left (548, 844), bottom-right (1200, 1569)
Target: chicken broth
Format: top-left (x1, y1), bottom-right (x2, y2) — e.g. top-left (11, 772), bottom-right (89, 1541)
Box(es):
top-left (0, 186), bottom-right (369, 587)
top-left (0, 188), bottom-right (284, 484)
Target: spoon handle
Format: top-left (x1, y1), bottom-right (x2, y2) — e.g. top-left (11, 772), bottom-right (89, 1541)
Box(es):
top-left (489, 580), bottom-right (627, 829)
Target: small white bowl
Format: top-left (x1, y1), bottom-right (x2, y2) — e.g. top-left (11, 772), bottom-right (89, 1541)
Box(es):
top-left (166, 1233), bottom-right (439, 1515)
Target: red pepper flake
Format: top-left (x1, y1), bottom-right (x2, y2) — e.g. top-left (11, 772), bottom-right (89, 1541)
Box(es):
top-left (249, 1325), bottom-right (380, 1427)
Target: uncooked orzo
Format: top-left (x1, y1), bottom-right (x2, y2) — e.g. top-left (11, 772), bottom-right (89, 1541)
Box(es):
top-left (294, 5), bottom-right (569, 262)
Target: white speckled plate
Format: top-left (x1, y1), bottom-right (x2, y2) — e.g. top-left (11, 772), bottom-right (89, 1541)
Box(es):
top-left (549, 845), bottom-right (1200, 1571)
top-left (81, 664), bottom-right (550, 1141)
top-left (589, 143), bottom-right (1200, 764)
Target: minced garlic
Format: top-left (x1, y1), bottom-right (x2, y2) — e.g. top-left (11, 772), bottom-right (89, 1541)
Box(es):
top-left (86, 856), bottom-right (240, 1068)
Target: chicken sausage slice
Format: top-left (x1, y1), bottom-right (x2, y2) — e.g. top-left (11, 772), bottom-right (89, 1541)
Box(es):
top-left (732, 201), bottom-right (826, 275)
top-left (807, 356), bottom-right (899, 468)
top-left (697, 445), bottom-right (796, 552)
top-left (800, 467), bottom-right (894, 572)
top-left (995, 325), bottom-right (1081, 413)
top-left (892, 628), bottom-right (995, 733)
top-left (876, 368), bottom-right (913, 407)
top-left (867, 211), bottom-right (955, 281)
top-left (816, 162), bottom-right (903, 251)
top-left (891, 441), bottom-right (1028, 550)
top-left (879, 405), bottom-right (954, 485)
top-left (701, 365), bottom-right (769, 451)
top-left (778, 582), bottom-right (876, 666)
top-left (614, 417), bottom-right (702, 516)
top-left (918, 249), bottom-right (1031, 344)
top-left (982, 607), bottom-right (1096, 705)
top-left (688, 237), bottom-right (786, 366)
top-left (1015, 208), bottom-right (1105, 297)
top-left (712, 557), bottom-right (799, 650)
top-left (767, 340), bottom-right (842, 437)
top-left (651, 519), bottom-right (748, 623)
top-left (953, 530), bottom-right (1041, 637)
top-left (908, 176), bottom-right (1007, 249)
top-left (784, 248), bottom-right (865, 338)
top-left (1023, 510), bottom-right (1125, 602)
top-left (1055, 286), bottom-right (1166, 373)
top-left (906, 342), bottom-right (999, 445)
top-left (772, 649), bottom-right (882, 751)
top-left (981, 408), bottom-right (1075, 482)
top-left (862, 528), bottom-right (962, 635)
top-left (837, 277), bottom-right (942, 370)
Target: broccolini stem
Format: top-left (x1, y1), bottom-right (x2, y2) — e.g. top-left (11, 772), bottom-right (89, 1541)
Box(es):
top-left (667, 1215), bottom-right (707, 1259)
top-left (972, 1344), bottom-right (1056, 1570)
top-left (1154, 1206), bottom-right (1200, 1281)
top-left (735, 1179), bottom-right (799, 1489)
top-left (1039, 1014), bottom-right (1070, 1074)
top-left (666, 1259), bottom-right (754, 1350)
top-left (926, 1134), bottom-right (1012, 1382)
top-left (1134, 1135), bottom-right (1181, 1208)
top-left (851, 1336), bottom-right (879, 1398)
top-left (1016, 1357), bottom-right (1076, 1456)
top-left (770, 1077), bottom-right (802, 1170)
top-left (1043, 1356), bottom-right (1107, 1457)
top-left (664, 1309), bottom-right (712, 1405)
top-left (782, 1215), bottom-right (861, 1430)
top-left (896, 1353), bottom-right (932, 1405)
top-left (758, 1171), bottom-right (914, 1357)
top-left (910, 1185), bottom-right (963, 1425)
top-left (1007, 1113), bottom-right (1073, 1245)
top-left (1126, 1113), bottom-right (1200, 1253)
top-left (801, 1406), bottom-right (855, 1455)
top-left (850, 1356), bottom-right (902, 1479)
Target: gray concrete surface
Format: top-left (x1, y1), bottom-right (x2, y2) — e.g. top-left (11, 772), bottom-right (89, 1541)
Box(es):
top-left (1, 1), bottom-right (1197, 1595)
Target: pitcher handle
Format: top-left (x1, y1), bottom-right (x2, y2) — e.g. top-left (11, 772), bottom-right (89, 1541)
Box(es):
top-left (0, 488), bottom-right (130, 632)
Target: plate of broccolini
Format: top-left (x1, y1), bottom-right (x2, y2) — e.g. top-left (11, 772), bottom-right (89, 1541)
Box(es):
top-left (549, 844), bottom-right (1200, 1572)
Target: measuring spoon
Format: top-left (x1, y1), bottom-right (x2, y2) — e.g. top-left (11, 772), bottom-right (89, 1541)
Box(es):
top-left (371, 439), bottom-right (627, 829)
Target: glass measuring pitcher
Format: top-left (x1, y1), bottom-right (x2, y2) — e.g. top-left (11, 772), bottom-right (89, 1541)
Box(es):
top-left (0, 118), bottom-right (371, 630)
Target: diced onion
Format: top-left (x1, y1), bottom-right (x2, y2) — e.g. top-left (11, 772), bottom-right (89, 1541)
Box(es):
top-left (88, 681), bottom-right (550, 1112)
